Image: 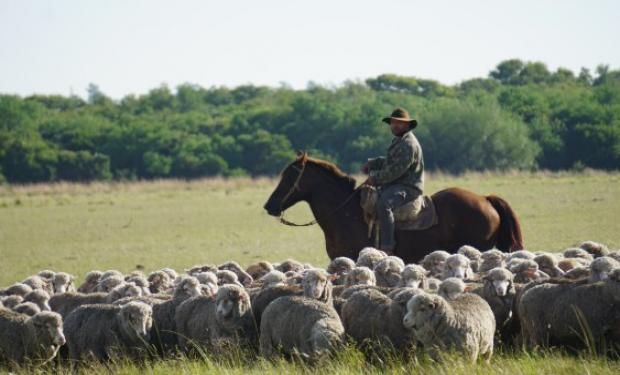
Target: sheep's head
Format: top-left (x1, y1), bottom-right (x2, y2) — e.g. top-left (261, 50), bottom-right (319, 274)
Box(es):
top-left (120, 301), bottom-right (152, 339)
top-left (218, 261), bottom-right (254, 286)
top-left (356, 247), bottom-right (387, 269)
top-left (37, 270), bottom-right (56, 280)
top-left (96, 274), bottom-right (124, 293)
top-left (259, 270), bottom-right (287, 288)
top-left (400, 265), bottom-right (428, 289)
top-left (52, 272), bottom-right (75, 294)
top-left (1, 295), bottom-right (23, 309)
top-left (246, 261), bottom-right (274, 280)
top-left (563, 247), bottom-right (594, 262)
top-left (438, 277), bottom-right (465, 300)
top-left (4, 283), bottom-right (33, 297)
top-left (302, 269), bottom-right (332, 301)
top-left (215, 285), bottom-right (251, 324)
top-left (484, 267), bottom-right (514, 297)
top-left (174, 276), bottom-right (202, 299)
top-left (147, 270), bottom-right (172, 293)
top-left (78, 271), bottom-right (103, 293)
top-left (457, 245), bottom-right (482, 261)
top-left (30, 311), bottom-right (66, 350)
top-left (422, 250), bottom-right (450, 276)
top-left (24, 289), bottom-right (51, 311)
top-left (403, 293), bottom-right (444, 332)
top-left (374, 257), bottom-right (405, 287)
top-left (345, 267), bottom-right (376, 287)
top-left (275, 259), bottom-right (305, 274)
top-left (442, 254), bottom-right (472, 280)
top-left (590, 257), bottom-right (620, 282)
top-left (579, 241), bottom-right (610, 258)
top-left (479, 250), bottom-right (506, 272)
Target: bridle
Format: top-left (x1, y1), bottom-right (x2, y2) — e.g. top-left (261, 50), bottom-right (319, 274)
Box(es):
top-left (277, 162), bottom-right (362, 227)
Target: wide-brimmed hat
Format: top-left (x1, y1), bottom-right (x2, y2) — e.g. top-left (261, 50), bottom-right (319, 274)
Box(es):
top-left (382, 107), bottom-right (418, 129)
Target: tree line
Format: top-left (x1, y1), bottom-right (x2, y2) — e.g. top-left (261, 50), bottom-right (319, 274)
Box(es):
top-left (1, 59), bottom-right (619, 183)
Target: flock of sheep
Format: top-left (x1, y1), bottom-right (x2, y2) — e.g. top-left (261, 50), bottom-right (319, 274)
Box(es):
top-left (1, 240), bottom-right (620, 368)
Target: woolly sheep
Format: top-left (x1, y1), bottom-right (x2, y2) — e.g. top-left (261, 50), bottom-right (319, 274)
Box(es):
top-left (478, 249), bottom-right (506, 273)
top-left (176, 284), bottom-right (256, 351)
top-left (96, 274), bottom-right (125, 293)
top-left (398, 264), bottom-right (428, 289)
top-left (563, 247), bottom-right (594, 263)
top-left (533, 254), bottom-right (565, 278)
top-left (326, 257), bottom-right (356, 285)
top-left (77, 271), bottom-right (103, 293)
top-left (218, 261), bottom-right (254, 286)
top-left (13, 302), bottom-right (41, 316)
top-left (441, 254), bottom-right (474, 280)
top-left (275, 259), bottom-right (305, 274)
top-left (147, 270), bottom-right (173, 294)
top-left (344, 266), bottom-right (376, 287)
top-left (250, 284), bottom-right (303, 330)
top-left (421, 250), bottom-right (451, 277)
top-left (0, 309), bottom-right (65, 365)
top-left (64, 301), bottom-right (153, 361)
top-left (49, 292), bottom-right (109, 318)
top-left (457, 245), bottom-right (482, 273)
top-left (374, 256), bottom-right (405, 287)
top-left (259, 295), bottom-right (344, 359)
top-left (341, 287), bottom-right (421, 352)
top-left (472, 267), bottom-right (516, 334)
top-left (510, 259), bottom-right (549, 284)
top-left (438, 278), bottom-right (466, 300)
top-left (186, 264), bottom-right (218, 276)
top-left (150, 275), bottom-right (202, 355)
top-left (106, 283), bottom-right (143, 303)
top-left (52, 272), bottom-right (75, 294)
top-left (403, 292), bottom-right (495, 362)
top-left (1, 295), bottom-right (24, 309)
top-left (22, 289), bottom-right (51, 312)
top-left (302, 269), bottom-right (334, 304)
top-left (589, 256), bottom-right (620, 283)
top-left (519, 269), bottom-right (620, 349)
top-left (579, 241), bottom-right (610, 258)
top-left (1, 283), bottom-right (33, 297)
top-left (356, 247), bottom-right (388, 269)
top-left (22, 275), bottom-right (53, 295)
top-left (37, 270), bottom-right (56, 280)
top-left (246, 261), bottom-right (274, 280)
top-left (258, 270), bottom-right (287, 288)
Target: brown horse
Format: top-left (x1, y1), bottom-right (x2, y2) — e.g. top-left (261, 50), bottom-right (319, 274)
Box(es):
top-left (264, 153), bottom-right (524, 264)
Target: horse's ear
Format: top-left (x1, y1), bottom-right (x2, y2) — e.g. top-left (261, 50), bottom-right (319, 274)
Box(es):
top-left (296, 150), bottom-right (308, 162)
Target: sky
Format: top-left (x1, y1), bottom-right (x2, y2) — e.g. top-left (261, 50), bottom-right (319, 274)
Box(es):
top-left (0, 0), bottom-right (618, 99)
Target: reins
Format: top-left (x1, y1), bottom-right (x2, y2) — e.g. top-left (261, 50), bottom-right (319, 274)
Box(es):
top-left (278, 163), bottom-right (362, 227)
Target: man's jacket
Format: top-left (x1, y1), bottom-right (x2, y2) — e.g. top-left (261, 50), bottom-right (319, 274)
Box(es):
top-left (367, 130), bottom-right (424, 192)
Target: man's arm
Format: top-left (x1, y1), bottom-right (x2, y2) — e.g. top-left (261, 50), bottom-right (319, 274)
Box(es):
top-left (369, 143), bottom-right (414, 185)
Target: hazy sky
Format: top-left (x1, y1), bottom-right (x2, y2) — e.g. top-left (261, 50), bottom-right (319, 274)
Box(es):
top-left (1, 0), bottom-right (618, 99)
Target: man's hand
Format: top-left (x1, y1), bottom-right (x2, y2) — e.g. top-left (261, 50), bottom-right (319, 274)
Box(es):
top-left (361, 161), bottom-right (370, 175)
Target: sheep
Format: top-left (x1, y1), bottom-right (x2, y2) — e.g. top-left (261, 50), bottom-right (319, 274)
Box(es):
top-left (558, 258), bottom-right (582, 272)
top-left (472, 268), bottom-right (516, 337)
top-left (426, 277), bottom-right (442, 293)
top-left (1, 295), bottom-right (24, 309)
top-left (341, 287), bottom-right (421, 353)
top-left (1, 283), bottom-right (33, 297)
top-left (533, 254), bottom-right (565, 278)
top-left (186, 264), bottom-right (218, 276)
top-left (356, 247), bottom-right (388, 269)
top-left (589, 256), bottom-right (620, 282)
top-left (246, 261), bottom-right (274, 280)
top-left (344, 266), bottom-right (376, 287)
top-left (160, 268), bottom-right (178, 280)
top-left (175, 285), bottom-right (256, 351)
top-left (37, 270), bottom-right (56, 280)
top-left (215, 270), bottom-right (244, 288)
top-left (257, 270), bottom-right (288, 288)
top-left (457, 245), bottom-right (482, 273)
top-left (326, 257), bottom-right (356, 285)
top-left (13, 302), bottom-right (41, 316)
top-left (22, 289), bottom-right (51, 311)
top-left (403, 292), bottom-right (495, 362)
top-left (95, 274), bottom-right (125, 293)
top-left (478, 249), bottom-right (506, 273)
top-left (49, 292), bottom-right (109, 318)
top-left (608, 251), bottom-right (620, 263)
top-left (275, 259), bottom-right (305, 274)
top-left (259, 295), bottom-right (344, 359)
top-left (519, 269), bottom-right (620, 350)
top-left (438, 278), bottom-right (466, 300)
top-left (22, 275), bottom-right (53, 295)
top-left (64, 301), bottom-right (152, 361)
top-left (99, 269), bottom-right (124, 281)
top-left (77, 271), bottom-right (103, 293)
top-left (579, 240), bottom-right (610, 258)
top-left (250, 284), bottom-right (303, 329)
top-left (147, 270), bottom-right (173, 294)
top-left (149, 275), bottom-right (202, 355)
top-left (398, 264), bottom-right (428, 289)
top-left (421, 250), bottom-right (451, 277)
top-left (505, 250), bottom-right (535, 262)
top-left (126, 274), bottom-right (151, 296)
top-left (510, 259), bottom-right (549, 284)
top-left (0, 310), bottom-right (65, 366)
top-left (563, 247), bottom-right (594, 265)
top-left (441, 254), bottom-right (474, 280)
top-left (218, 261), bottom-right (254, 286)
top-left (374, 256), bottom-right (405, 287)
top-left (195, 271), bottom-right (219, 297)
top-left (563, 266), bottom-right (591, 280)
top-left (301, 269), bottom-right (334, 304)
top-left (52, 272), bottom-right (75, 294)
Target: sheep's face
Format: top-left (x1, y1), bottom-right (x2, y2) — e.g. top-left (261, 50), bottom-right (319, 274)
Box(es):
top-left (438, 278), bottom-right (465, 300)
top-left (176, 277), bottom-right (202, 299)
top-left (375, 260), bottom-right (404, 287)
top-left (590, 257), bottom-right (620, 282)
top-left (31, 312), bottom-right (66, 348)
top-left (327, 258), bottom-right (355, 275)
top-left (247, 262), bottom-right (273, 280)
top-left (302, 270), bottom-right (329, 300)
top-left (25, 290), bottom-right (51, 311)
top-left (97, 275), bottom-right (124, 293)
top-left (121, 302), bottom-right (153, 339)
top-left (216, 270), bottom-right (240, 286)
top-left (403, 294), bottom-right (438, 332)
top-left (216, 286), bottom-right (250, 323)
top-left (401, 268), bottom-right (424, 289)
top-left (53, 273), bottom-right (74, 294)
top-left (346, 267), bottom-right (376, 286)
top-left (260, 270), bottom-right (287, 287)
top-left (444, 255), bottom-right (471, 280)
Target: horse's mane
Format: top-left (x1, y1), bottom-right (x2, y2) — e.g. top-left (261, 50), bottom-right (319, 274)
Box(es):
top-left (297, 154), bottom-right (357, 190)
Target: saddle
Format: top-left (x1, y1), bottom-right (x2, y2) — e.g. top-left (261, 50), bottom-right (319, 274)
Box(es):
top-left (360, 185), bottom-right (438, 244)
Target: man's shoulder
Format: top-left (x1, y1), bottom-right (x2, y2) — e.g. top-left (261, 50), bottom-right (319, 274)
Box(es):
top-left (400, 131), bottom-right (421, 147)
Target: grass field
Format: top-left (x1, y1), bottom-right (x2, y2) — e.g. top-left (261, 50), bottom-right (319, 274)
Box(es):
top-left (1, 171), bottom-right (619, 373)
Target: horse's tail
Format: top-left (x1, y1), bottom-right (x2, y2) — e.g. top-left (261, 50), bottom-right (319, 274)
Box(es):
top-left (486, 195), bottom-right (524, 252)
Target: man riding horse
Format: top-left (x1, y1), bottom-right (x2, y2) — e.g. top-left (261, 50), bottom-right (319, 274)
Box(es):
top-left (362, 107), bottom-right (424, 255)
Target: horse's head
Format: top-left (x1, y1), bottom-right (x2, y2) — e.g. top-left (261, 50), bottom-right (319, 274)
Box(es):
top-left (264, 152), bottom-right (312, 216)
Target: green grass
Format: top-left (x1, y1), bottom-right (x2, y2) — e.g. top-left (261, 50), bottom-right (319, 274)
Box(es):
top-left (1, 171), bottom-right (620, 373)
